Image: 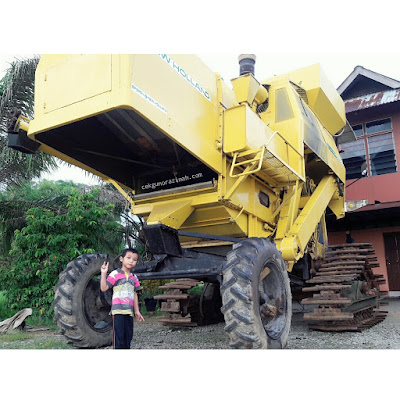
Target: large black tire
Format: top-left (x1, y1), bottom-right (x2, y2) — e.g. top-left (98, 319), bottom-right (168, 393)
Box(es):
top-left (198, 283), bottom-right (224, 325)
top-left (221, 238), bottom-right (292, 349)
top-left (53, 253), bottom-right (115, 348)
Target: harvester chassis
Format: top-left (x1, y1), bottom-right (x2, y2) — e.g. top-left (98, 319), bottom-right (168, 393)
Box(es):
top-left (135, 224), bottom-right (230, 282)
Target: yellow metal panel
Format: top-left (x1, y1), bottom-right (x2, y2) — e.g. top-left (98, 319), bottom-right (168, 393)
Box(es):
top-left (224, 104), bottom-right (304, 183)
top-left (262, 85), bottom-right (303, 153)
top-left (223, 105), bottom-right (247, 153)
top-left (133, 192), bottom-right (219, 216)
top-left (130, 55), bottom-right (221, 173)
top-left (259, 85), bottom-right (305, 182)
top-left (231, 74), bottom-right (261, 105)
top-left (130, 170), bottom-right (279, 240)
top-left (275, 183), bottom-right (302, 240)
top-left (275, 88), bottom-right (295, 122)
top-left (277, 176), bottom-right (338, 261)
top-left (42, 55), bottom-right (112, 113)
top-left (224, 104), bottom-right (280, 154)
top-left (328, 195), bottom-right (345, 219)
top-left (29, 54), bottom-right (223, 175)
top-left (224, 172), bottom-right (279, 225)
top-left (146, 199), bottom-right (194, 230)
top-left (262, 81), bottom-right (345, 183)
top-left (306, 70), bottom-right (346, 135)
top-left (181, 205), bottom-right (247, 237)
top-left (262, 64), bottom-right (346, 135)
top-left (29, 57), bottom-right (121, 138)
top-left (319, 125), bottom-right (346, 183)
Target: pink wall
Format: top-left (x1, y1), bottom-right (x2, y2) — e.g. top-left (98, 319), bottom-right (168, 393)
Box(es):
top-left (346, 108), bottom-right (400, 204)
top-left (328, 226), bottom-right (400, 293)
top-left (346, 173), bottom-right (400, 203)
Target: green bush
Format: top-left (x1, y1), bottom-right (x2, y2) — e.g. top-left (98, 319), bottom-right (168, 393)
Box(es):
top-left (0, 189), bottom-right (123, 318)
top-left (0, 290), bottom-right (13, 321)
top-left (187, 284), bottom-right (204, 296)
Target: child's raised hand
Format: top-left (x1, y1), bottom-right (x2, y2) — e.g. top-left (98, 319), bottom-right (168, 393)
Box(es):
top-left (100, 261), bottom-right (109, 274)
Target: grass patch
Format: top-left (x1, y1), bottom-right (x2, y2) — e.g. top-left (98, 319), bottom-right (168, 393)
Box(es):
top-left (18, 337), bottom-right (72, 350)
top-left (27, 313), bottom-right (57, 330)
top-left (0, 329), bottom-right (73, 349)
top-left (0, 306), bottom-right (71, 349)
top-left (0, 331), bottom-right (34, 343)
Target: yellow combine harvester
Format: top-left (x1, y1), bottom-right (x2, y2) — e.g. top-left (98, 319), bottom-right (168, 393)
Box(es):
top-left (8, 54), bottom-right (384, 349)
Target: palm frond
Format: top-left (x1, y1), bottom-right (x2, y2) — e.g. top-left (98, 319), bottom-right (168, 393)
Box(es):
top-left (0, 55), bottom-right (40, 122)
top-left (0, 55), bottom-right (57, 188)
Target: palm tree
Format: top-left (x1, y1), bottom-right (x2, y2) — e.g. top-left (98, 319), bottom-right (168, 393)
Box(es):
top-left (0, 55), bottom-right (57, 188)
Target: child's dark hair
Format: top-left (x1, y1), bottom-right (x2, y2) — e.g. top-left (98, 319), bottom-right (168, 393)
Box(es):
top-left (121, 248), bottom-right (139, 257)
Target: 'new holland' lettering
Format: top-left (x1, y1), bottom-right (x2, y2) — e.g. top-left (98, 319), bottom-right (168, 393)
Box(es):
top-left (159, 54), bottom-right (211, 102)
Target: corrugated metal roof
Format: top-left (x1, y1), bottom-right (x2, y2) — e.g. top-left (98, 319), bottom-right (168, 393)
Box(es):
top-left (345, 89), bottom-right (400, 113)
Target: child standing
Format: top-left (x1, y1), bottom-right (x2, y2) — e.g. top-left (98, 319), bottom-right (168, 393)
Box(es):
top-left (100, 248), bottom-right (144, 349)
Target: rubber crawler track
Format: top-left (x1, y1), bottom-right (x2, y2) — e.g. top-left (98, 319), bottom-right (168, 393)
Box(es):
top-left (302, 243), bottom-right (388, 331)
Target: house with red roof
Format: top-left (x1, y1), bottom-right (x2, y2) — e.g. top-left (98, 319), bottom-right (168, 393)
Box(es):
top-left (327, 66), bottom-right (400, 297)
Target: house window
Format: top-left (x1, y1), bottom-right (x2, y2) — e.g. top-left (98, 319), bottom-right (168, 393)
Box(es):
top-left (340, 139), bottom-right (366, 179)
top-left (352, 124), bottom-right (364, 137)
top-left (368, 132), bottom-right (397, 175)
top-left (339, 118), bottom-right (397, 179)
top-left (366, 118), bottom-right (392, 134)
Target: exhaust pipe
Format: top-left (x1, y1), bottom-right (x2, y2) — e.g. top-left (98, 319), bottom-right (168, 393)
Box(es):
top-left (238, 54), bottom-right (256, 76)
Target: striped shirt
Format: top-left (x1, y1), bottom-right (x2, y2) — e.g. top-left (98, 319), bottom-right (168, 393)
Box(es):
top-left (106, 269), bottom-right (141, 316)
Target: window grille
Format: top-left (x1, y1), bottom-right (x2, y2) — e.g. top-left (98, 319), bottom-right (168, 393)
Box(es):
top-left (339, 118), bottom-right (397, 179)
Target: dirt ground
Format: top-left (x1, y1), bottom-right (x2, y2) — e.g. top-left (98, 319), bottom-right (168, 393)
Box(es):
top-left (4, 298), bottom-right (399, 350)
top-left (128, 297), bottom-right (400, 349)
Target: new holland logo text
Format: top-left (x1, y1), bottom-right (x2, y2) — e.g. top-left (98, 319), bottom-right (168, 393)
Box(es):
top-left (159, 54), bottom-right (211, 102)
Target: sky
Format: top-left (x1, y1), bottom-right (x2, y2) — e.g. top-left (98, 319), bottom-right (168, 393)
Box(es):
top-left (1, 0), bottom-right (399, 187)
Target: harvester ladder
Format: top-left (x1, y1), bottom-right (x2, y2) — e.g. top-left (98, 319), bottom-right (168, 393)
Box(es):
top-left (261, 130), bottom-right (304, 184)
top-left (229, 147), bottom-right (265, 178)
top-left (229, 131), bottom-right (304, 186)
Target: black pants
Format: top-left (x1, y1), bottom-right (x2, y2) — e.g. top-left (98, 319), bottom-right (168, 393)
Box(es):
top-left (112, 314), bottom-right (134, 349)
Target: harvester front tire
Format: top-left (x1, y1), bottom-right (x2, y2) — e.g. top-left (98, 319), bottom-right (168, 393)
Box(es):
top-left (221, 238), bottom-right (292, 349)
top-left (53, 253), bottom-right (114, 348)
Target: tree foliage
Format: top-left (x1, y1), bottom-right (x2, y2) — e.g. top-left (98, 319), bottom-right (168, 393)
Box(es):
top-left (0, 188), bottom-right (124, 317)
top-left (0, 180), bottom-right (83, 255)
top-left (0, 55), bottom-right (57, 188)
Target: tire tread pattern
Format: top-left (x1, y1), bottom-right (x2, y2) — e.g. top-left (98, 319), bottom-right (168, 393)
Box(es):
top-left (220, 238), bottom-right (292, 349)
top-left (53, 253), bottom-right (112, 348)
